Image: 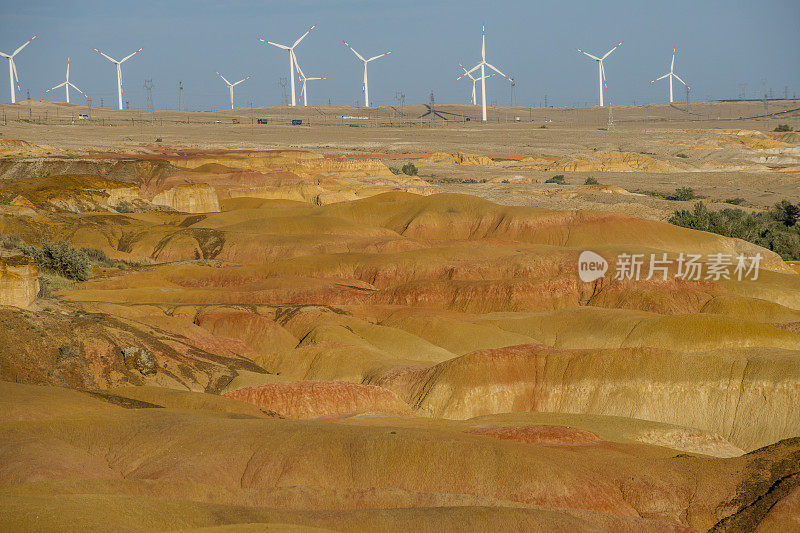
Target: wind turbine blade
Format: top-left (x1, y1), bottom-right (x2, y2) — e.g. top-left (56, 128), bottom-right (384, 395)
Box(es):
top-left (601, 62), bottom-right (607, 89)
top-left (13, 34), bottom-right (38, 56)
top-left (673, 74), bottom-right (689, 88)
top-left (45, 82), bottom-right (66, 93)
top-left (258, 38), bottom-right (290, 50)
top-left (484, 62), bottom-right (513, 83)
top-left (481, 22), bottom-right (485, 60)
top-left (92, 48), bottom-right (118, 63)
top-left (650, 73), bottom-right (670, 84)
top-left (69, 82), bottom-right (88, 98)
top-left (671, 47), bottom-right (676, 72)
top-left (215, 70), bottom-right (231, 86)
top-left (601, 41), bottom-right (623, 60)
top-left (291, 49), bottom-right (305, 79)
top-left (12, 60), bottom-right (20, 93)
top-left (478, 73), bottom-right (497, 81)
top-left (367, 50), bottom-right (392, 62)
top-left (465, 63), bottom-right (482, 76)
top-left (232, 76), bottom-right (250, 86)
top-left (293, 23), bottom-right (318, 47)
top-left (66, 56), bottom-right (70, 79)
top-left (342, 41), bottom-right (365, 62)
top-left (120, 47), bottom-right (143, 63)
top-left (0, 52), bottom-right (9, 59)
top-left (576, 48), bottom-right (600, 61)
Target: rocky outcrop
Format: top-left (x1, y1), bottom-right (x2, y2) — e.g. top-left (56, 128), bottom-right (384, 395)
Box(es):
top-left (0, 256), bottom-right (38, 308)
top-left (423, 152), bottom-right (495, 165)
top-left (224, 380), bottom-right (412, 418)
top-left (151, 183), bottom-right (220, 213)
top-left (554, 151), bottom-right (676, 172)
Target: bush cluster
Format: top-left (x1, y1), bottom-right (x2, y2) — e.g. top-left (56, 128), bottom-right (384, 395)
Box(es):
top-left (671, 187), bottom-right (698, 201)
top-left (401, 162), bottom-right (418, 176)
top-left (668, 200), bottom-right (800, 260)
top-left (545, 175), bottom-right (566, 184)
top-left (584, 177), bottom-right (599, 185)
top-left (1, 236), bottom-right (142, 281)
top-left (774, 124), bottom-right (793, 132)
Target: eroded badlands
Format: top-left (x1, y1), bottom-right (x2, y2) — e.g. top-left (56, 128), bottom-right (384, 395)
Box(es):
top-left (1, 106), bottom-right (800, 531)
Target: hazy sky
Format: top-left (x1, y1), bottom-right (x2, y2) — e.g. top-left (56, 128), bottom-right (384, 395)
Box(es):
top-left (2, 0), bottom-right (799, 110)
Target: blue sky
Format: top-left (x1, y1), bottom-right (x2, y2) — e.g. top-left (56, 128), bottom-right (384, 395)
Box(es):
top-left (2, 0), bottom-right (799, 110)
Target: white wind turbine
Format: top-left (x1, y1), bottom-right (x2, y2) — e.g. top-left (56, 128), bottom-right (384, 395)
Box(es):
top-left (258, 24), bottom-right (317, 107)
top-left (575, 42), bottom-right (622, 107)
top-left (455, 61), bottom-right (496, 105)
top-left (215, 71), bottom-right (250, 109)
top-left (1, 34), bottom-right (38, 104)
top-left (293, 56), bottom-right (326, 107)
top-left (92, 46), bottom-right (144, 110)
top-left (45, 57), bottom-right (88, 103)
top-left (650, 47), bottom-right (690, 103)
top-left (461, 24), bottom-right (515, 121)
top-left (342, 41), bottom-right (392, 108)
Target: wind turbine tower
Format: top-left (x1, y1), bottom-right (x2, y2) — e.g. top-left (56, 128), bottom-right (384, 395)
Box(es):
top-left (459, 24), bottom-right (514, 121)
top-left (92, 46), bottom-right (144, 110)
top-left (0, 34), bottom-right (38, 104)
top-left (575, 42), bottom-right (623, 106)
top-left (258, 24), bottom-right (317, 107)
top-left (215, 71), bottom-right (250, 109)
top-left (342, 41), bottom-right (392, 108)
top-left (45, 57), bottom-right (87, 103)
top-left (650, 47), bottom-right (690, 103)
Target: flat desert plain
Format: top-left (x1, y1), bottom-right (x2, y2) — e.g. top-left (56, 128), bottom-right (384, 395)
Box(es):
top-left (0, 100), bottom-right (799, 532)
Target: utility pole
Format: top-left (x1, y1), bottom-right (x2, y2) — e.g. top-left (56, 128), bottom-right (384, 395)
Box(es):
top-left (394, 91), bottom-right (406, 119)
top-left (279, 78), bottom-right (288, 107)
top-left (607, 102), bottom-right (614, 130)
top-left (178, 81), bottom-right (184, 112)
top-left (100, 97), bottom-right (104, 108)
top-left (144, 79), bottom-right (154, 123)
top-left (510, 84), bottom-right (516, 107)
top-left (429, 91), bottom-right (436, 128)
top-left (544, 94), bottom-right (548, 108)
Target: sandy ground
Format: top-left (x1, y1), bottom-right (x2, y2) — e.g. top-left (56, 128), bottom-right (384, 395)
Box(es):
top-left (3, 99), bottom-right (798, 219)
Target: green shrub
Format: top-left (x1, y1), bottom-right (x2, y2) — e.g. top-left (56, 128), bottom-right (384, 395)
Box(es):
top-left (725, 198), bottom-right (746, 205)
top-left (545, 175), bottom-right (566, 184)
top-left (672, 187), bottom-right (697, 201)
top-left (774, 124), bottom-right (793, 132)
top-left (401, 162), bottom-right (418, 176)
top-left (115, 201), bottom-right (135, 213)
top-left (668, 201), bottom-right (800, 260)
top-left (584, 177), bottom-right (599, 185)
top-left (771, 200), bottom-right (799, 227)
top-left (676, 153), bottom-right (689, 159)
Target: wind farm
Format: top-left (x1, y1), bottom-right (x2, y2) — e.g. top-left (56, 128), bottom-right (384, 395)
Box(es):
top-left (1, 4), bottom-right (800, 532)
